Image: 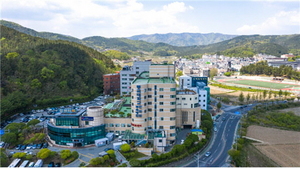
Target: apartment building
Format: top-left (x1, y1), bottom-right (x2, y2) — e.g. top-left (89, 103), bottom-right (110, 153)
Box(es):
top-left (120, 61), bottom-right (151, 95)
top-left (131, 64), bottom-right (177, 145)
top-left (176, 89), bottom-right (201, 128)
top-left (103, 73), bottom-right (120, 95)
top-left (179, 75), bottom-right (210, 110)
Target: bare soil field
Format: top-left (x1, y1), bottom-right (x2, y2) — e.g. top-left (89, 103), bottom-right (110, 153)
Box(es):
top-left (246, 125), bottom-right (300, 167)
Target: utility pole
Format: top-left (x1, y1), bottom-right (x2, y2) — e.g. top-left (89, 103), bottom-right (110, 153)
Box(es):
top-left (193, 152), bottom-right (201, 167)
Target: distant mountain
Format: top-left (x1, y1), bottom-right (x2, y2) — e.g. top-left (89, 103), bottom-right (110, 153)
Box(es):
top-left (0, 25), bottom-right (117, 119)
top-left (1, 20), bottom-right (299, 58)
top-left (128, 33), bottom-right (237, 46)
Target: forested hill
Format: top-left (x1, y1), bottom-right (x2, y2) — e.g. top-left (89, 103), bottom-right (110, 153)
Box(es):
top-left (128, 33), bottom-right (237, 46)
top-left (1, 20), bottom-right (300, 58)
top-left (0, 26), bottom-right (118, 119)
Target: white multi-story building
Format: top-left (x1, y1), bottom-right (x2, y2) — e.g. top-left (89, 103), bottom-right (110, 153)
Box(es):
top-left (131, 64), bottom-right (177, 145)
top-left (120, 61), bottom-right (151, 95)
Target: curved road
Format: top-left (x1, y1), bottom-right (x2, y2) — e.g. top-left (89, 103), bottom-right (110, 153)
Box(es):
top-left (182, 100), bottom-right (253, 167)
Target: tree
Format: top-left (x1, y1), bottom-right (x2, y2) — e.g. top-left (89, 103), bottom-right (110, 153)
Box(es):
top-left (210, 68), bottom-right (218, 80)
top-left (13, 152), bottom-right (26, 158)
top-left (238, 92), bottom-right (244, 103)
top-left (263, 90), bottom-right (267, 100)
top-left (217, 102), bottom-right (222, 111)
top-left (283, 90), bottom-right (289, 98)
top-left (60, 149), bottom-right (71, 159)
top-left (1, 133), bottom-right (17, 144)
top-left (27, 119), bottom-right (40, 126)
top-left (37, 148), bottom-right (51, 159)
top-left (0, 149), bottom-right (9, 167)
top-left (103, 155), bottom-right (109, 161)
top-left (279, 89), bottom-right (283, 98)
top-left (129, 159), bottom-right (141, 167)
top-left (268, 90), bottom-right (272, 100)
top-left (130, 141), bottom-right (135, 148)
top-left (89, 157), bottom-right (101, 166)
top-left (246, 93), bottom-right (250, 103)
top-left (107, 150), bottom-right (115, 158)
top-left (120, 144), bottom-right (131, 153)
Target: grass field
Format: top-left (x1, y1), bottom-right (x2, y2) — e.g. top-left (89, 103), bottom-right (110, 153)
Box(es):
top-left (226, 80), bottom-right (299, 89)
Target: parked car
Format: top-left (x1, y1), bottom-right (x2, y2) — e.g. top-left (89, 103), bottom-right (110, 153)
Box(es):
top-left (32, 144), bottom-right (38, 149)
top-left (37, 143), bottom-right (43, 149)
top-left (15, 144), bottom-right (22, 150)
top-left (55, 163), bottom-right (61, 167)
top-left (205, 151), bottom-right (211, 157)
top-left (20, 145), bottom-right (27, 150)
top-left (48, 162), bottom-right (55, 167)
top-left (104, 148), bottom-right (113, 152)
top-left (28, 162), bottom-right (35, 167)
top-left (222, 117), bottom-right (226, 121)
top-left (42, 142), bottom-right (48, 148)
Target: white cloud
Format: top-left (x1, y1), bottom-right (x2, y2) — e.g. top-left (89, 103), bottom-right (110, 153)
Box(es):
top-left (237, 10), bottom-right (300, 35)
top-left (1, 0), bottom-right (198, 38)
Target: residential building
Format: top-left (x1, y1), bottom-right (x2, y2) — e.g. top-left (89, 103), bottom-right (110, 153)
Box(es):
top-left (176, 89), bottom-right (201, 129)
top-left (131, 64), bottom-right (177, 145)
top-left (120, 61), bottom-right (151, 95)
top-left (103, 73), bottom-right (120, 95)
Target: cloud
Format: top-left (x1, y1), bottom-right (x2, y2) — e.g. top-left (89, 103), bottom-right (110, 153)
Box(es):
top-left (237, 10), bottom-right (300, 35)
top-left (1, 0), bottom-right (198, 38)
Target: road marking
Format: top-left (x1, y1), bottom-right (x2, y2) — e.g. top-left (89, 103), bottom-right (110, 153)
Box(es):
top-left (78, 158), bottom-right (88, 163)
top-left (79, 153), bottom-right (94, 159)
top-left (87, 153), bottom-right (95, 157)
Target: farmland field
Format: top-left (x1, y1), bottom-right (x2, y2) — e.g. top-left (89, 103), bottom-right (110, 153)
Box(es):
top-left (226, 79), bottom-right (299, 89)
top-left (246, 125), bottom-right (300, 167)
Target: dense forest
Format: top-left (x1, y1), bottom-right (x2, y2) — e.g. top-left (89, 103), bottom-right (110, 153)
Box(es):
top-left (1, 20), bottom-right (300, 58)
top-left (240, 61), bottom-right (300, 80)
top-left (0, 26), bottom-right (119, 119)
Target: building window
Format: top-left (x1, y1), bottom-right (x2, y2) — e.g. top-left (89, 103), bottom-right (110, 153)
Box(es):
top-left (184, 103), bottom-right (187, 105)
top-left (109, 124), bottom-right (114, 127)
top-left (144, 103), bottom-right (147, 106)
top-left (170, 88), bottom-right (176, 91)
top-left (170, 102), bottom-right (176, 105)
top-left (127, 124), bottom-right (131, 127)
top-left (148, 117), bottom-right (152, 120)
top-left (182, 98), bottom-right (186, 100)
top-left (203, 100), bottom-right (205, 102)
top-left (159, 95), bottom-right (164, 98)
top-left (122, 78), bottom-right (127, 80)
top-left (177, 103), bottom-right (181, 105)
top-left (159, 139), bottom-right (162, 143)
top-left (170, 126), bottom-right (175, 129)
top-left (159, 88), bottom-right (164, 91)
top-left (170, 109), bottom-right (175, 112)
top-left (132, 96), bottom-right (134, 99)
top-left (122, 74), bottom-right (127, 76)
top-left (136, 67), bottom-right (139, 69)
top-left (160, 117), bottom-right (164, 121)
top-left (132, 118), bottom-right (134, 122)
top-left (170, 133), bottom-right (176, 137)
top-left (170, 117), bottom-right (176, 120)
top-left (203, 104), bottom-right (205, 107)
top-left (148, 102), bottom-right (152, 105)
top-left (159, 126), bottom-right (164, 129)
top-left (148, 108), bottom-right (152, 111)
top-left (122, 87), bottom-right (127, 89)
top-left (204, 95), bottom-right (206, 97)
top-left (176, 98), bottom-right (179, 100)
top-left (121, 124), bottom-right (125, 127)
top-left (148, 88), bottom-right (152, 91)
top-left (190, 98), bottom-right (192, 100)
top-left (145, 118), bottom-right (147, 122)
top-left (159, 102), bottom-right (164, 105)
top-left (159, 109), bottom-right (164, 112)
top-left (171, 95), bottom-right (176, 98)
top-left (148, 95), bottom-right (152, 98)
top-left (115, 124), bottom-right (120, 127)
top-left (191, 104), bottom-right (193, 108)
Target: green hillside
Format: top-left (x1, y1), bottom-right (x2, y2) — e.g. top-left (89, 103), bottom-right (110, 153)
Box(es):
top-left (0, 26), bottom-right (118, 119)
top-left (1, 20), bottom-right (299, 58)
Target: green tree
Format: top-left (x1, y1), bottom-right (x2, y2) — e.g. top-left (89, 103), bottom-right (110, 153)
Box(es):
top-left (30, 79), bottom-right (42, 89)
top-left (238, 92), bottom-right (244, 103)
top-left (130, 141), bottom-right (135, 148)
top-left (107, 150), bottom-right (115, 158)
top-left (89, 157), bottom-right (101, 166)
top-left (283, 90), bottom-right (289, 98)
top-left (217, 102), bottom-right (222, 111)
top-left (0, 149), bottom-right (9, 167)
top-left (263, 90), bottom-right (267, 100)
top-left (13, 152), bottom-right (26, 159)
top-left (40, 67), bottom-right (55, 79)
top-left (103, 155), bottom-right (109, 161)
top-left (120, 144), bottom-right (131, 152)
top-left (129, 159), bottom-right (141, 167)
top-left (37, 148), bottom-right (51, 159)
top-left (210, 68), bottom-right (218, 80)
top-left (1, 133), bottom-right (17, 144)
top-left (60, 149), bottom-right (72, 159)
top-left (246, 93), bottom-right (250, 103)
top-left (268, 90), bottom-right (272, 100)
top-left (279, 89), bottom-right (283, 98)
top-left (27, 119), bottom-right (40, 126)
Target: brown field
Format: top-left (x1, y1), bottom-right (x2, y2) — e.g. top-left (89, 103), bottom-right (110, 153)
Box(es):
top-left (246, 125), bottom-right (300, 167)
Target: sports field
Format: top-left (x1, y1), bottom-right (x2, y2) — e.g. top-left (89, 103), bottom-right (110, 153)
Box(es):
top-left (226, 80), bottom-right (299, 89)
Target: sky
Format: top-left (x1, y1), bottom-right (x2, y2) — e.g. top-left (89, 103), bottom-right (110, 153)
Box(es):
top-left (1, 0), bottom-right (300, 39)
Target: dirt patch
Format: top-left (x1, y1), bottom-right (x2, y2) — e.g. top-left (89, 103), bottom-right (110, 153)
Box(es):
top-left (246, 125), bottom-right (300, 167)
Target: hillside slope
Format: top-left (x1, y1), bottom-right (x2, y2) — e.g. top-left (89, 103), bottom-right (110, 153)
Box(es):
top-left (0, 26), bottom-right (117, 119)
top-left (128, 33), bottom-right (237, 46)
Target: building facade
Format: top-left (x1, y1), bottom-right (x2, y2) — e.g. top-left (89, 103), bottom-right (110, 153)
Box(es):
top-left (131, 64), bottom-right (177, 144)
top-left (120, 61), bottom-right (152, 95)
top-left (47, 107), bottom-right (106, 146)
top-left (175, 90), bottom-right (201, 128)
top-left (103, 73), bottom-right (120, 95)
